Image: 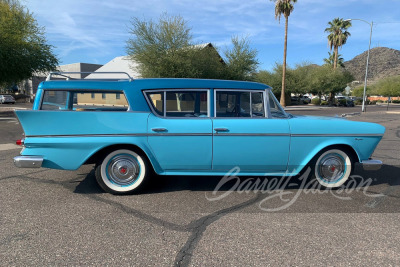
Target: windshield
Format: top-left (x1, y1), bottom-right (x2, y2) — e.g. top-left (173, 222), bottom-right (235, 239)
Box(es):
top-left (268, 90), bottom-right (288, 118)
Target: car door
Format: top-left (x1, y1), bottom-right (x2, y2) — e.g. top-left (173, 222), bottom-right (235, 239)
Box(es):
top-left (212, 89), bottom-right (290, 173)
top-left (146, 89), bottom-right (213, 171)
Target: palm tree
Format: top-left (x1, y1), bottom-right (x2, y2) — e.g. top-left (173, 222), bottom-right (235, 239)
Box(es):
top-left (323, 51), bottom-right (345, 68)
top-left (325, 18), bottom-right (351, 69)
top-left (272, 0), bottom-right (297, 107)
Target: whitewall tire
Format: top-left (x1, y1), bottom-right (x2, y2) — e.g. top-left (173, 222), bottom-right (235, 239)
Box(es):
top-left (95, 149), bottom-right (147, 194)
top-left (313, 149), bottom-right (353, 188)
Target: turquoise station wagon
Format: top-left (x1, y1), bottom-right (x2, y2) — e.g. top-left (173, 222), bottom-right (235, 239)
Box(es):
top-left (14, 72), bottom-right (385, 194)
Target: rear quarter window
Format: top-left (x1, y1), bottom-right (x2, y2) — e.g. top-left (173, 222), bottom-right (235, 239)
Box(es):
top-left (40, 90), bottom-right (129, 111)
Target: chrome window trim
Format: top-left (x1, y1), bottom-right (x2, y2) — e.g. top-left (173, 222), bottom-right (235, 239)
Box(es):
top-left (213, 89), bottom-right (267, 119)
top-left (143, 89), bottom-right (211, 119)
top-left (265, 89), bottom-right (272, 118)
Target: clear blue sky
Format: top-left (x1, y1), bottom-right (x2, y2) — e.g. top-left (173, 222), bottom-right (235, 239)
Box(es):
top-left (27, 0), bottom-right (400, 71)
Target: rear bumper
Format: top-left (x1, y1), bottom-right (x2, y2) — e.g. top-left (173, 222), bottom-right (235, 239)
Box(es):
top-left (359, 158), bottom-right (382, 171)
top-left (14, 156), bottom-right (43, 168)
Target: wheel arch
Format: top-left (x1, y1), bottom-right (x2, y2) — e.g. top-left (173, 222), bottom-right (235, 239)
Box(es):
top-left (83, 143), bottom-right (161, 174)
top-left (311, 144), bottom-right (359, 164)
top-left (291, 143), bottom-right (360, 175)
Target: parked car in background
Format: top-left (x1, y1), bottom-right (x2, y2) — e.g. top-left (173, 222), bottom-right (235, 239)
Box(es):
top-left (0, 95), bottom-right (15, 104)
top-left (291, 96), bottom-right (300, 105)
top-left (336, 96), bottom-right (355, 107)
top-left (13, 72), bottom-right (385, 194)
top-left (300, 96), bottom-right (311, 104)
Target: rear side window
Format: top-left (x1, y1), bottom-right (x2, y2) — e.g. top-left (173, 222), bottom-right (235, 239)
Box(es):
top-left (74, 92), bottom-right (128, 111)
top-left (166, 91), bottom-right (208, 117)
top-left (146, 90), bottom-right (209, 117)
top-left (40, 90), bottom-right (128, 111)
top-left (41, 91), bottom-right (68, 110)
top-left (147, 92), bottom-right (164, 116)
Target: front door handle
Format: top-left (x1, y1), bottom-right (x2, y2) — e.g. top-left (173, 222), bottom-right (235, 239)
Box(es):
top-left (152, 128), bottom-right (167, 132)
top-left (214, 128), bottom-right (229, 132)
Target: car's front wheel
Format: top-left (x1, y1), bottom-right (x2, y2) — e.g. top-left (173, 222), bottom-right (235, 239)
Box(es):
top-left (95, 149), bottom-right (148, 194)
top-left (312, 148), bottom-right (353, 188)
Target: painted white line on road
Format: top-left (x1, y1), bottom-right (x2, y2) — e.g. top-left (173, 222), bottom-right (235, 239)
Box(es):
top-left (0, 117), bottom-right (16, 120)
top-left (0, 143), bottom-right (20, 151)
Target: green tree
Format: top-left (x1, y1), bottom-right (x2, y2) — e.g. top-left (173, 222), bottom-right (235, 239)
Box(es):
top-left (325, 18), bottom-right (351, 69)
top-left (373, 75), bottom-right (400, 97)
top-left (353, 85), bottom-right (373, 97)
top-left (0, 0), bottom-right (58, 87)
top-left (126, 14), bottom-right (258, 80)
top-left (309, 65), bottom-right (353, 100)
top-left (291, 62), bottom-right (317, 94)
top-left (323, 51), bottom-right (345, 68)
top-left (224, 36), bottom-right (259, 80)
top-left (272, 0), bottom-right (297, 107)
top-left (256, 63), bottom-right (293, 95)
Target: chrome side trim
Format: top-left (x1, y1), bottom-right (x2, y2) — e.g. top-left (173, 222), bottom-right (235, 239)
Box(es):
top-left (214, 133), bottom-right (290, 136)
top-left (25, 133), bottom-right (213, 138)
top-left (149, 133), bottom-right (212, 136)
top-left (358, 159), bottom-right (382, 171)
top-left (291, 134), bottom-right (384, 137)
top-left (25, 133), bottom-right (382, 138)
top-left (14, 156), bottom-right (43, 168)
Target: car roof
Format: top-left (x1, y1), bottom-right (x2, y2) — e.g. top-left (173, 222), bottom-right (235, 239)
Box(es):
top-left (39, 78), bottom-right (271, 91)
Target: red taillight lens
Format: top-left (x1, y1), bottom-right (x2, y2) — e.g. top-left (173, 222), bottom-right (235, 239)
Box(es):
top-left (16, 139), bottom-right (24, 146)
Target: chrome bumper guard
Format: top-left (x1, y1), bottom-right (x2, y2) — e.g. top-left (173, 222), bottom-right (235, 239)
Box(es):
top-left (359, 159), bottom-right (382, 171)
top-left (14, 156), bottom-right (43, 168)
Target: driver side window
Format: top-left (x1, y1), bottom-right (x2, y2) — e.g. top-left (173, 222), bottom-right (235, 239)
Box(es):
top-left (215, 91), bottom-right (265, 117)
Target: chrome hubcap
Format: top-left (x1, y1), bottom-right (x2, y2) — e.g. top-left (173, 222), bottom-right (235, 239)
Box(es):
top-left (107, 155), bottom-right (140, 186)
top-left (319, 154), bottom-right (345, 182)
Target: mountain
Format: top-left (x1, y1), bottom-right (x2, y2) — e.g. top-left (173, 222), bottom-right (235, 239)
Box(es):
top-left (344, 47), bottom-right (400, 83)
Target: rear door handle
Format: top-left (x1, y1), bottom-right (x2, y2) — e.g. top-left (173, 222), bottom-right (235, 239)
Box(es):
top-left (214, 128), bottom-right (229, 132)
top-left (152, 128), bottom-right (167, 132)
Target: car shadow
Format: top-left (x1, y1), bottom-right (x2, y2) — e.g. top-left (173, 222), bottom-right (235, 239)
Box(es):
top-left (73, 164), bottom-right (400, 195)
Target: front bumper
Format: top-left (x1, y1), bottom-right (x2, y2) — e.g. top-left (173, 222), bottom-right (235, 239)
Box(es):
top-left (359, 158), bottom-right (382, 171)
top-left (14, 156), bottom-right (43, 168)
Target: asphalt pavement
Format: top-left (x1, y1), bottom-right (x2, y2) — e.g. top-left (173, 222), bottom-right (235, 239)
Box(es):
top-left (0, 104), bottom-right (399, 266)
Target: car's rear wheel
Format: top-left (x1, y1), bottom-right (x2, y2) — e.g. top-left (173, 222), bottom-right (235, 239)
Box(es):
top-left (95, 149), bottom-right (148, 194)
top-left (312, 148), bottom-right (353, 188)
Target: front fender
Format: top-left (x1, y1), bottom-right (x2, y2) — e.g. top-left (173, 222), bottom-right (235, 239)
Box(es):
top-left (287, 136), bottom-right (361, 174)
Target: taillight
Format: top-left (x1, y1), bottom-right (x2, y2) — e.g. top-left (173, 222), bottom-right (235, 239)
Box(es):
top-left (16, 139), bottom-right (24, 146)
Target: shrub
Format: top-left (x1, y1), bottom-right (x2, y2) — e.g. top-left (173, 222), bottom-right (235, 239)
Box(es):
top-left (321, 100), bottom-right (328, 105)
top-left (311, 97), bottom-right (320, 105)
top-left (392, 100), bottom-right (400, 104)
top-left (377, 100), bottom-right (384, 103)
top-left (354, 99), bottom-right (362, 105)
top-left (368, 100), bottom-right (377, 105)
